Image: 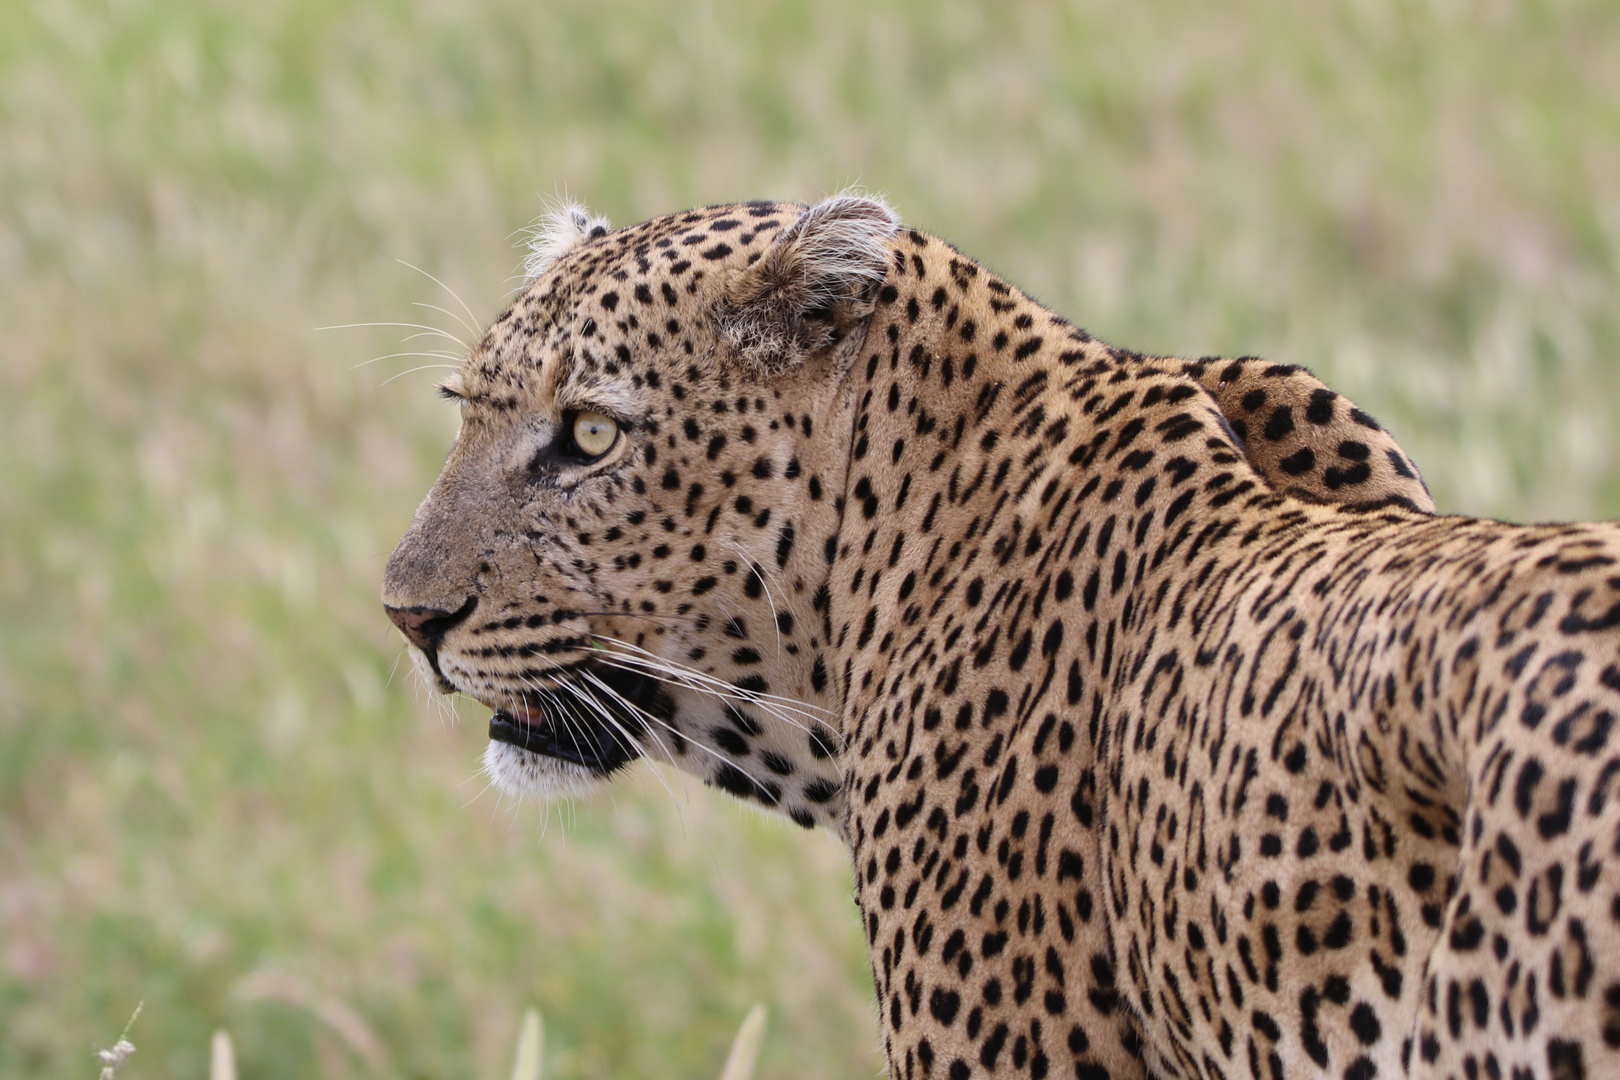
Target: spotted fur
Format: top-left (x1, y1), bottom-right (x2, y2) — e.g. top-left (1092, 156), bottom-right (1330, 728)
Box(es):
top-left (384, 197), bottom-right (1620, 1080)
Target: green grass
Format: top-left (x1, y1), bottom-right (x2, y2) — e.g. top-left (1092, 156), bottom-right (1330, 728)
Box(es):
top-left (3, 0), bottom-right (1618, 1076)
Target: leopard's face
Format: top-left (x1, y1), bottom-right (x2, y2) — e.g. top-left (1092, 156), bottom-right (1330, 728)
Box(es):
top-left (382, 198), bottom-right (900, 827)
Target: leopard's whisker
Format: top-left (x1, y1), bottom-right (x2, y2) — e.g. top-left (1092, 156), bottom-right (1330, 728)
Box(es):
top-left (574, 670), bottom-right (782, 799)
top-left (515, 674), bottom-right (595, 768)
top-left (723, 540), bottom-right (785, 657)
top-left (351, 351), bottom-right (463, 371)
top-left (587, 652), bottom-right (828, 740)
top-left (590, 635), bottom-right (835, 718)
top-left (570, 672), bottom-right (681, 769)
top-left (317, 321), bottom-right (470, 350)
top-left (391, 261), bottom-right (481, 340)
top-left (557, 678), bottom-right (685, 807)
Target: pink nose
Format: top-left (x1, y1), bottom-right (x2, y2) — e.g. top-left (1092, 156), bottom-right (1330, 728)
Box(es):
top-left (384, 597), bottom-right (476, 652)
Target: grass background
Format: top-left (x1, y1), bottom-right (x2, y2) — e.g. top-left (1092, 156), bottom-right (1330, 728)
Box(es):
top-left (3, 0), bottom-right (1619, 1076)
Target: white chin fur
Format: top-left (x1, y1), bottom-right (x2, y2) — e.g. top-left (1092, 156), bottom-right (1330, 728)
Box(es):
top-left (481, 740), bottom-right (604, 802)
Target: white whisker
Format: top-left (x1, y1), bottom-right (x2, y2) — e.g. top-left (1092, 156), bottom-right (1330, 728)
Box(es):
top-left (517, 673), bottom-right (595, 767)
top-left (393, 260), bottom-right (482, 339)
top-left (569, 675), bottom-right (686, 810)
top-left (411, 301), bottom-right (482, 342)
top-left (592, 635), bottom-right (835, 720)
top-left (563, 666), bottom-right (781, 800)
top-left (573, 671), bottom-right (680, 765)
top-left (726, 540), bottom-right (786, 657)
top-left (379, 364), bottom-right (460, 388)
top-left (317, 322), bottom-right (470, 350)
top-left (351, 351), bottom-right (462, 370)
top-left (588, 652), bottom-right (845, 771)
top-left (460, 774), bottom-right (499, 810)
top-left (384, 645), bottom-right (405, 690)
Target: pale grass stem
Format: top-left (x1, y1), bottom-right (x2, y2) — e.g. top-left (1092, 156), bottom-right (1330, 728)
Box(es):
top-left (198, 1002), bottom-right (767, 1079)
top-left (719, 1005), bottom-right (769, 1080)
top-left (510, 1008), bottom-right (543, 1080)
top-left (210, 1030), bottom-right (236, 1080)
top-left (94, 1001), bottom-right (142, 1080)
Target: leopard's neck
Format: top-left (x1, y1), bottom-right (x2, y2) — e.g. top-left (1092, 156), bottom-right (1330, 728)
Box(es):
top-left (824, 233), bottom-right (1478, 844)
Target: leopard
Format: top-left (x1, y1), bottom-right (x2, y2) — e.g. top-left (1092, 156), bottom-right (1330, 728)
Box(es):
top-left (382, 195), bottom-right (1620, 1080)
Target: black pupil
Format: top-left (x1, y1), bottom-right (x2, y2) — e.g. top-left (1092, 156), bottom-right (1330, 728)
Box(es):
top-left (569, 413), bottom-right (610, 459)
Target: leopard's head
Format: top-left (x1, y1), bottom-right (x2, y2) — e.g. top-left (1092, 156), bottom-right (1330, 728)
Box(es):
top-left (382, 195), bottom-right (899, 827)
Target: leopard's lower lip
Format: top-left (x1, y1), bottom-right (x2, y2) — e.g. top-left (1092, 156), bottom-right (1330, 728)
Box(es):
top-left (488, 710), bottom-right (552, 752)
top-left (484, 663), bottom-right (675, 775)
top-left (488, 707), bottom-right (634, 774)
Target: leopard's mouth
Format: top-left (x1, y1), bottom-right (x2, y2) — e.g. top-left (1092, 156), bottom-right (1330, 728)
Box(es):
top-left (482, 662), bottom-right (676, 775)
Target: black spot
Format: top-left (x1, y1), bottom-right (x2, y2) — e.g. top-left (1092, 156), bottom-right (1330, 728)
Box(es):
top-left (775, 523), bottom-right (796, 566)
top-left (1305, 388), bottom-right (1337, 424)
top-left (1344, 1059), bottom-right (1377, 1080)
top-left (1263, 406), bottom-right (1295, 441)
top-left (808, 725), bottom-right (838, 760)
top-left (1349, 1002), bottom-right (1381, 1045)
top-left (760, 751), bottom-right (794, 776)
top-left (1279, 447), bottom-right (1315, 475)
top-left (1324, 463), bottom-right (1372, 488)
top-left (1338, 440), bottom-right (1371, 461)
top-left (711, 726), bottom-right (750, 755)
top-left (1548, 1039), bottom-right (1586, 1080)
top-left (1014, 337), bottom-right (1043, 360)
top-left (804, 776), bottom-right (841, 803)
top-left (710, 763), bottom-right (778, 804)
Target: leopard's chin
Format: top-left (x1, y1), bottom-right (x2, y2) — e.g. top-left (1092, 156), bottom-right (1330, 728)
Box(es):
top-left (480, 739), bottom-right (605, 802)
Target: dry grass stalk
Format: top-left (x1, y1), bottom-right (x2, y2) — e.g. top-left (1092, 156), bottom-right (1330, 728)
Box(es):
top-left (719, 1005), bottom-right (768, 1080)
top-left (210, 1030), bottom-right (236, 1080)
top-left (94, 1002), bottom-right (142, 1080)
top-left (510, 1007), bottom-right (543, 1080)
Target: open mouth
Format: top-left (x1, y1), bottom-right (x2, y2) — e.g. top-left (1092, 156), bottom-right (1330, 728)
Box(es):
top-left (485, 663), bottom-right (676, 775)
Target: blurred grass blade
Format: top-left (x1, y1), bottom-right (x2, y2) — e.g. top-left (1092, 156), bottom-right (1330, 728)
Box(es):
top-left (510, 1007), bottom-right (543, 1080)
top-left (209, 1031), bottom-right (236, 1080)
top-left (719, 1005), bottom-right (767, 1080)
top-left (95, 1002), bottom-right (142, 1080)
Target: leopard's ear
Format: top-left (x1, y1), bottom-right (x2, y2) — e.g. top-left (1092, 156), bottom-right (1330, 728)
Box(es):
top-left (521, 200), bottom-right (612, 281)
top-left (718, 193), bottom-right (900, 372)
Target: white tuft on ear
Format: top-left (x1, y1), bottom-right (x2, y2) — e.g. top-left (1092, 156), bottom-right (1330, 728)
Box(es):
top-left (521, 199), bottom-right (612, 281)
top-left (719, 191), bottom-right (901, 371)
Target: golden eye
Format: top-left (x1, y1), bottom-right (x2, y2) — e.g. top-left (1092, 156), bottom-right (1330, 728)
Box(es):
top-left (571, 411), bottom-right (618, 458)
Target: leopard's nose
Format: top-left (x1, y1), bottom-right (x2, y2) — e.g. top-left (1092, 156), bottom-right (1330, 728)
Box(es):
top-left (385, 596), bottom-right (478, 653)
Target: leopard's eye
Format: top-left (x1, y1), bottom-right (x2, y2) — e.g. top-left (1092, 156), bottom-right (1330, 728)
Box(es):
top-left (571, 411), bottom-right (618, 458)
